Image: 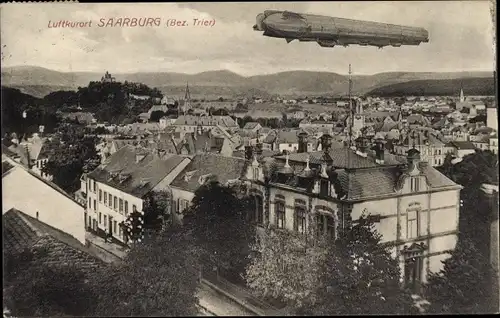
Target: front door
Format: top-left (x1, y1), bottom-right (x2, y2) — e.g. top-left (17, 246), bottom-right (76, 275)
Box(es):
top-left (108, 216), bottom-right (113, 236)
top-left (404, 256), bottom-right (423, 293)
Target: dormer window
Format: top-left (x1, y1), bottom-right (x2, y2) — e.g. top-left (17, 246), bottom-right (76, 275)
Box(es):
top-left (410, 177), bottom-right (420, 192)
top-left (253, 167), bottom-right (259, 180)
top-left (320, 179), bottom-right (330, 196)
top-left (184, 170), bottom-right (197, 182)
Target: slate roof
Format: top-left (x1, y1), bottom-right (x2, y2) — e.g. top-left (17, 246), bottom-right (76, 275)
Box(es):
top-left (3, 209), bottom-right (103, 270)
top-left (87, 145), bottom-right (186, 198)
top-left (267, 154), bottom-right (457, 201)
top-left (173, 115), bottom-right (238, 128)
top-left (275, 147), bottom-right (403, 170)
top-left (243, 122), bottom-right (260, 130)
top-left (178, 132), bottom-right (226, 154)
top-left (170, 153), bottom-right (247, 192)
top-left (447, 141), bottom-right (476, 150)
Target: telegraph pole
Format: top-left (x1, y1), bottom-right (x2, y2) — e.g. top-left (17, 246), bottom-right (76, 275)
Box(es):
top-left (348, 64), bottom-right (354, 149)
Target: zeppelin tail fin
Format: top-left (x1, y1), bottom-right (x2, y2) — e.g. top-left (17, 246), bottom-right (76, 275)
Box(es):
top-left (285, 38), bottom-right (294, 43)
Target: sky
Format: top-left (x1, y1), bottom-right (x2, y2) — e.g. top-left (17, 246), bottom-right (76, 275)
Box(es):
top-left (0, 1), bottom-right (496, 76)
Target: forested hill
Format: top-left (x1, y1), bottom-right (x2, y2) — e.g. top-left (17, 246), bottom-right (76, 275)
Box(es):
top-left (366, 77), bottom-right (496, 97)
top-left (1, 80), bottom-right (164, 135)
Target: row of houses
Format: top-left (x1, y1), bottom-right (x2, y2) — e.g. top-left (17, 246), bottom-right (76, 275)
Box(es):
top-left (80, 133), bottom-right (464, 291)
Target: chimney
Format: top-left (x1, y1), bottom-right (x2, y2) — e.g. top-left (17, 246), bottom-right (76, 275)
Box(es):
top-left (298, 131), bottom-right (308, 153)
top-left (406, 148), bottom-right (421, 170)
top-left (373, 139), bottom-right (385, 164)
top-left (255, 142), bottom-right (263, 157)
top-left (356, 137), bottom-right (368, 157)
top-left (245, 145), bottom-right (253, 160)
top-left (320, 134), bottom-right (333, 153)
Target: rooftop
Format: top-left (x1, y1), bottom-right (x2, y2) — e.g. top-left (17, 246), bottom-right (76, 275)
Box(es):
top-left (170, 153), bottom-right (247, 192)
top-left (87, 145), bottom-right (186, 198)
top-left (4, 208), bottom-right (103, 270)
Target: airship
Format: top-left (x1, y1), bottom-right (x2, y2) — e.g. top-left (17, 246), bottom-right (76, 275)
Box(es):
top-left (253, 10), bottom-right (429, 48)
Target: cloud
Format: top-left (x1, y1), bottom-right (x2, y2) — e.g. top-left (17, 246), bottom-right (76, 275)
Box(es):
top-left (0, 1), bottom-right (495, 75)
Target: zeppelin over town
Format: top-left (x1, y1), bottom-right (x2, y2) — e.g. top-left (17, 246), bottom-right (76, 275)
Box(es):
top-left (47, 17), bottom-right (216, 28)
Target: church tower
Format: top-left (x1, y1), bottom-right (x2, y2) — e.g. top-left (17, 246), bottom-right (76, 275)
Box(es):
top-left (459, 88), bottom-right (465, 102)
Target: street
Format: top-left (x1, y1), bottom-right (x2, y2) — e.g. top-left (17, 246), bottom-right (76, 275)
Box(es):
top-left (197, 283), bottom-right (255, 316)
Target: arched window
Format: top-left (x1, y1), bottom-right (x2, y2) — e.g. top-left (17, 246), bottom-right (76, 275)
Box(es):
top-left (294, 199), bottom-right (307, 234)
top-left (249, 190), bottom-right (264, 225)
top-left (316, 210), bottom-right (335, 239)
top-left (275, 195), bottom-right (286, 229)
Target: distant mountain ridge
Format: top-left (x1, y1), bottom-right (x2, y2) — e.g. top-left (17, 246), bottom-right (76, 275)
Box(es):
top-left (2, 65), bottom-right (494, 98)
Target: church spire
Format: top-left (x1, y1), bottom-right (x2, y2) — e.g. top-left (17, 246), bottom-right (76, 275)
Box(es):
top-left (459, 87), bottom-right (465, 102)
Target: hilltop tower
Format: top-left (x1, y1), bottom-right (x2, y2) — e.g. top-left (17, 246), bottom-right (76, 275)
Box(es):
top-left (459, 87), bottom-right (465, 102)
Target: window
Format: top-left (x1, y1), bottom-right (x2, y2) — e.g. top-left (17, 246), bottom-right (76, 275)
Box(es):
top-left (253, 167), bottom-right (259, 180)
top-left (125, 201), bottom-right (129, 215)
top-left (316, 213), bottom-right (335, 239)
top-left (93, 199), bottom-right (96, 211)
top-left (93, 180), bottom-right (96, 193)
top-left (320, 180), bottom-right (330, 196)
top-left (104, 215), bottom-right (107, 227)
top-left (276, 201), bottom-right (286, 229)
top-left (98, 190), bottom-right (102, 202)
top-left (180, 199), bottom-right (190, 213)
top-left (133, 204), bottom-right (137, 212)
top-left (410, 177), bottom-right (420, 192)
top-left (88, 179), bottom-right (92, 192)
top-left (88, 197), bottom-right (91, 209)
top-left (114, 197), bottom-right (118, 211)
top-left (113, 220), bottom-right (117, 234)
top-left (119, 199), bottom-right (124, 213)
top-left (99, 212), bottom-right (102, 224)
top-left (404, 256), bottom-right (423, 292)
top-left (104, 191), bottom-right (107, 205)
top-left (294, 206), bottom-right (306, 234)
top-left (407, 210), bottom-right (419, 239)
top-left (108, 193), bottom-right (112, 206)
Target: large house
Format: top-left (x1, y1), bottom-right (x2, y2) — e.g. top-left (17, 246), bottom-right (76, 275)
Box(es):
top-left (241, 135), bottom-right (462, 291)
top-left (2, 155), bottom-right (86, 244)
top-left (169, 153), bottom-right (248, 223)
top-left (84, 146), bottom-right (191, 243)
top-left (394, 128), bottom-right (453, 167)
top-left (172, 115), bottom-right (239, 134)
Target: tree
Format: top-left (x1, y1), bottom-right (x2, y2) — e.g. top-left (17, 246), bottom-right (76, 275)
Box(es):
top-left (42, 123), bottom-right (101, 193)
top-left (121, 209), bottom-right (145, 245)
top-left (149, 110), bottom-right (166, 122)
top-left (312, 216), bottom-right (417, 315)
top-left (92, 226), bottom-right (200, 316)
top-left (182, 181), bottom-right (255, 278)
top-left (245, 226), bottom-right (328, 311)
top-left (4, 247), bottom-right (98, 317)
top-left (142, 190), bottom-right (172, 231)
top-left (438, 151), bottom-right (498, 258)
top-left (425, 234), bottom-right (498, 314)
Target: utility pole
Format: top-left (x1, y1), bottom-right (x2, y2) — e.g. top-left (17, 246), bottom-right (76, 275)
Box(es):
top-left (348, 64), bottom-right (354, 149)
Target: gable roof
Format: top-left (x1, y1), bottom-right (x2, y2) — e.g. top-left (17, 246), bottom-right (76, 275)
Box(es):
top-left (2, 156), bottom-right (81, 204)
top-left (243, 122), bottom-right (260, 130)
top-left (87, 146), bottom-right (186, 198)
top-left (173, 115), bottom-right (238, 127)
top-left (3, 208), bottom-right (104, 269)
top-left (170, 153), bottom-right (247, 192)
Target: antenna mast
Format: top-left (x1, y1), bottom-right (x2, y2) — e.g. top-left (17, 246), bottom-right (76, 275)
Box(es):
top-left (348, 64), bottom-right (353, 148)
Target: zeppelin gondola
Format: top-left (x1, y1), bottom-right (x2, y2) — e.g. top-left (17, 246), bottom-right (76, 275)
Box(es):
top-left (253, 10), bottom-right (429, 48)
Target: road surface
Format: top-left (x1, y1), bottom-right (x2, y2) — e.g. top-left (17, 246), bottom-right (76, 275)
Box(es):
top-left (197, 283), bottom-right (255, 316)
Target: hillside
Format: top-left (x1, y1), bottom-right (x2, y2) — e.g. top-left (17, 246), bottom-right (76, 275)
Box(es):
top-left (1, 65), bottom-right (494, 97)
top-left (366, 77), bottom-right (496, 97)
